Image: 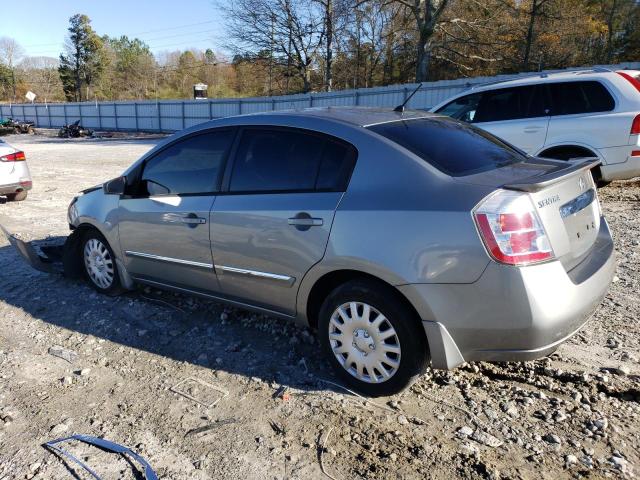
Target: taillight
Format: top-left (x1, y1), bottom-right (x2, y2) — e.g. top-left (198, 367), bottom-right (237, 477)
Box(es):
top-left (617, 71), bottom-right (640, 94)
top-left (474, 190), bottom-right (554, 266)
top-left (0, 151), bottom-right (26, 162)
top-left (631, 114), bottom-right (640, 135)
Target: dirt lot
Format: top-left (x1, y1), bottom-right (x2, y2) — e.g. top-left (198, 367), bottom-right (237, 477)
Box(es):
top-left (0, 134), bottom-right (638, 479)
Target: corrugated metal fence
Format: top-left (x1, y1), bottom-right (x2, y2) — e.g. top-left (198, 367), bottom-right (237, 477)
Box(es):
top-left (2, 62), bottom-right (639, 133)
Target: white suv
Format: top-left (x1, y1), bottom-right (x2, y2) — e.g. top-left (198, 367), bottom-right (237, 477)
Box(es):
top-left (0, 138), bottom-right (32, 201)
top-left (431, 68), bottom-right (640, 184)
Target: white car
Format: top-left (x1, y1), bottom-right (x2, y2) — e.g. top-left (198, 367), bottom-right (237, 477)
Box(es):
top-left (0, 138), bottom-right (32, 201)
top-left (431, 68), bottom-right (640, 185)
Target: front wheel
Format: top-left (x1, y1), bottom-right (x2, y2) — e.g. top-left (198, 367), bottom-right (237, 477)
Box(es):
top-left (318, 279), bottom-right (429, 397)
top-left (81, 230), bottom-right (124, 295)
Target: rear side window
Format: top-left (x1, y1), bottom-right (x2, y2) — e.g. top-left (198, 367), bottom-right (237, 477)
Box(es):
top-left (141, 130), bottom-right (234, 195)
top-left (229, 128), bottom-right (357, 192)
top-left (368, 118), bottom-right (526, 177)
top-left (549, 81), bottom-right (615, 115)
top-left (473, 85), bottom-right (544, 122)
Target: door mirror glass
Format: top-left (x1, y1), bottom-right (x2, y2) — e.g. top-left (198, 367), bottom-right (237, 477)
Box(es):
top-left (103, 176), bottom-right (126, 195)
top-left (145, 179), bottom-right (171, 196)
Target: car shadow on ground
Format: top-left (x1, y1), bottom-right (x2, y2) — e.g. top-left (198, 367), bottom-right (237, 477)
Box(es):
top-left (0, 239), bottom-right (337, 395)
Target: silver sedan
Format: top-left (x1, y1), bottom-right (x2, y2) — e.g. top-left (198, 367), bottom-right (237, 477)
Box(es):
top-left (66, 107), bottom-right (615, 396)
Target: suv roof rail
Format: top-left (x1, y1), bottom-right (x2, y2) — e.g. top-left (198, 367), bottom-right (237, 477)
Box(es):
top-left (469, 67), bottom-right (617, 90)
top-left (469, 71), bottom-right (550, 90)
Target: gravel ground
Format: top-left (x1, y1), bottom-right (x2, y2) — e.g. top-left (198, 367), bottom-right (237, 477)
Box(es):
top-left (0, 134), bottom-right (638, 479)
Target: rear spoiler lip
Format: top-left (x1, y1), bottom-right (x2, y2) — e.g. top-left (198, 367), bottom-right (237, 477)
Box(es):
top-left (502, 158), bottom-right (601, 193)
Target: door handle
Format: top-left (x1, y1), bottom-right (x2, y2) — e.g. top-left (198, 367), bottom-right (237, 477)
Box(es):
top-left (181, 213), bottom-right (206, 228)
top-left (288, 212), bottom-right (323, 231)
top-left (523, 126), bottom-right (542, 133)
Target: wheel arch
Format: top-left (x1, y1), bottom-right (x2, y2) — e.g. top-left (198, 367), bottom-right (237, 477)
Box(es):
top-left (302, 268), bottom-right (424, 335)
top-left (536, 144), bottom-right (604, 182)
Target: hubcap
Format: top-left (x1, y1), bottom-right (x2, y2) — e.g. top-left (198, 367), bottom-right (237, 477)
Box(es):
top-left (328, 302), bottom-right (401, 384)
top-left (83, 238), bottom-right (114, 289)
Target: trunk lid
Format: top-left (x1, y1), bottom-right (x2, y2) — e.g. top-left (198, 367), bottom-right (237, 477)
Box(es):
top-left (462, 158), bottom-right (602, 271)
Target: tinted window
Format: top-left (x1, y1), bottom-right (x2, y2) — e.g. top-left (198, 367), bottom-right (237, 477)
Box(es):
top-left (549, 81), bottom-right (615, 115)
top-left (368, 118), bottom-right (526, 176)
top-left (474, 86), bottom-right (543, 122)
top-left (141, 130), bottom-right (234, 195)
top-left (436, 93), bottom-right (482, 122)
top-left (230, 128), bottom-right (356, 192)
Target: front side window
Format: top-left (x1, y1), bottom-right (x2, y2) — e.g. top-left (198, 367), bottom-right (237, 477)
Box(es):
top-left (229, 128), bottom-right (357, 193)
top-left (140, 130), bottom-right (234, 195)
top-left (549, 81), bottom-right (615, 115)
top-left (436, 93), bottom-right (482, 122)
top-left (368, 117), bottom-right (526, 176)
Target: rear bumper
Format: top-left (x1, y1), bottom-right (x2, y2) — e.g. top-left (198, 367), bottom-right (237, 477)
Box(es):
top-left (399, 218), bottom-right (615, 369)
top-left (0, 181), bottom-right (32, 195)
top-left (599, 155), bottom-right (640, 181)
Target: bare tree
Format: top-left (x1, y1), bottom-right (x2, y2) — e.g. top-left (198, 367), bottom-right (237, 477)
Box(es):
top-left (0, 37), bottom-right (25, 100)
top-left (377, 0), bottom-right (449, 81)
top-left (220, 0), bottom-right (325, 92)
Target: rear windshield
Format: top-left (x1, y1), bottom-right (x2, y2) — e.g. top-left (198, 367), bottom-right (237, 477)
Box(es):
top-left (368, 117), bottom-right (526, 176)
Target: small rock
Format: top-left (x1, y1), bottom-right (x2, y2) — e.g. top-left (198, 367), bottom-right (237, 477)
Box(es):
top-left (456, 426), bottom-right (474, 438)
top-left (543, 433), bottom-right (562, 444)
top-left (565, 454), bottom-right (578, 466)
top-left (50, 422), bottom-right (69, 436)
top-left (593, 418), bottom-right (608, 430)
top-left (397, 415), bottom-right (409, 425)
top-left (389, 453), bottom-right (398, 461)
top-left (61, 376), bottom-right (73, 385)
top-left (471, 430), bottom-right (503, 448)
top-left (610, 455), bottom-right (627, 470)
top-left (28, 462), bottom-right (41, 473)
top-left (79, 368), bottom-right (91, 376)
top-left (614, 365), bottom-right (630, 376)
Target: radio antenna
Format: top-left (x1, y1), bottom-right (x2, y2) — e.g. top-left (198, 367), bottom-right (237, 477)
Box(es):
top-left (394, 83), bottom-right (423, 113)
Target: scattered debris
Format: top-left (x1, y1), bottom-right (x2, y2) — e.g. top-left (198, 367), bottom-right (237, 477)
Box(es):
top-left (318, 426), bottom-right (339, 480)
top-left (185, 418), bottom-right (238, 437)
top-left (273, 385), bottom-right (291, 401)
top-left (44, 434), bottom-right (157, 480)
top-left (48, 345), bottom-right (78, 363)
top-left (269, 420), bottom-right (286, 436)
top-left (170, 377), bottom-right (229, 408)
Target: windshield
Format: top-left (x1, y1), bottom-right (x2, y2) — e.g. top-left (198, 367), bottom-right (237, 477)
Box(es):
top-left (367, 117), bottom-right (527, 177)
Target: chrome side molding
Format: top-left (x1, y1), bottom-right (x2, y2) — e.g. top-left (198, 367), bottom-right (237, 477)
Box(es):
top-left (214, 264), bottom-right (295, 286)
top-left (125, 250), bottom-right (213, 269)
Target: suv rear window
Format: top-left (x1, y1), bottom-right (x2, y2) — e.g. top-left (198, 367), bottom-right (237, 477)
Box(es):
top-left (549, 81), bottom-right (614, 115)
top-left (368, 118), bottom-right (526, 176)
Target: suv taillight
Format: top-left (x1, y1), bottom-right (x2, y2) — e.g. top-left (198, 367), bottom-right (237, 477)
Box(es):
top-left (617, 71), bottom-right (640, 94)
top-left (0, 151), bottom-right (26, 162)
top-left (631, 114), bottom-right (640, 135)
top-left (474, 190), bottom-right (554, 266)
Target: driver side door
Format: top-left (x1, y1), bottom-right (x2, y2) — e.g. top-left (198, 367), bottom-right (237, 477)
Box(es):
top-left (117, 128), bottom-right (236, 293)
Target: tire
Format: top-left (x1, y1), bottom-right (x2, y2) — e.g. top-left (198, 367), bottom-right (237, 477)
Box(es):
top-left (80, 230), bottom-right (124, 295)
top-left (318, 279), bottom-right (429, 397)
top-left (6, 191), bottom-right (27, 201)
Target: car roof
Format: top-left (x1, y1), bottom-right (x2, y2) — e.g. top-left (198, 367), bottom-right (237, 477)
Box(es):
top-left (215, 107), bottom-right (439, 128)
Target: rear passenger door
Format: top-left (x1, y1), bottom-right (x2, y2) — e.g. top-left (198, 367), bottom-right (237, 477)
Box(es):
top-left (472, 85), bottom-right (550, 154)
top-left (210, 127), bottom-right (357, 316)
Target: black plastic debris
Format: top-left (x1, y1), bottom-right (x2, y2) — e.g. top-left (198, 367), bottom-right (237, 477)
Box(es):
top-left (44, 434), bottom-right (158, 480)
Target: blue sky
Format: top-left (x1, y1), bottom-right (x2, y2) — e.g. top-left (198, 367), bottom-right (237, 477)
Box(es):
top-left (1, 0), bottom-right (226, 59)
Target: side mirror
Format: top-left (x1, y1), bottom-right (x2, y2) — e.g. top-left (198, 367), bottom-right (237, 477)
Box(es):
top-left (103, 176), bottom-right (126, 195)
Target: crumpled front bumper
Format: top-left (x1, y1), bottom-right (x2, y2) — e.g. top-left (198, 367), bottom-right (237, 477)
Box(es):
top-left (0, 214), bottom-right (69, 274)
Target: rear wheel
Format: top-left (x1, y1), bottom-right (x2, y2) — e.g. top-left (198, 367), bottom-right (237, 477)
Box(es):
top-left (318, 279), bottom-right (429, 397)
top-left (6, 191), bottom-right (27, 201)
top-left (81, 230), bottom-right (123, 295)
